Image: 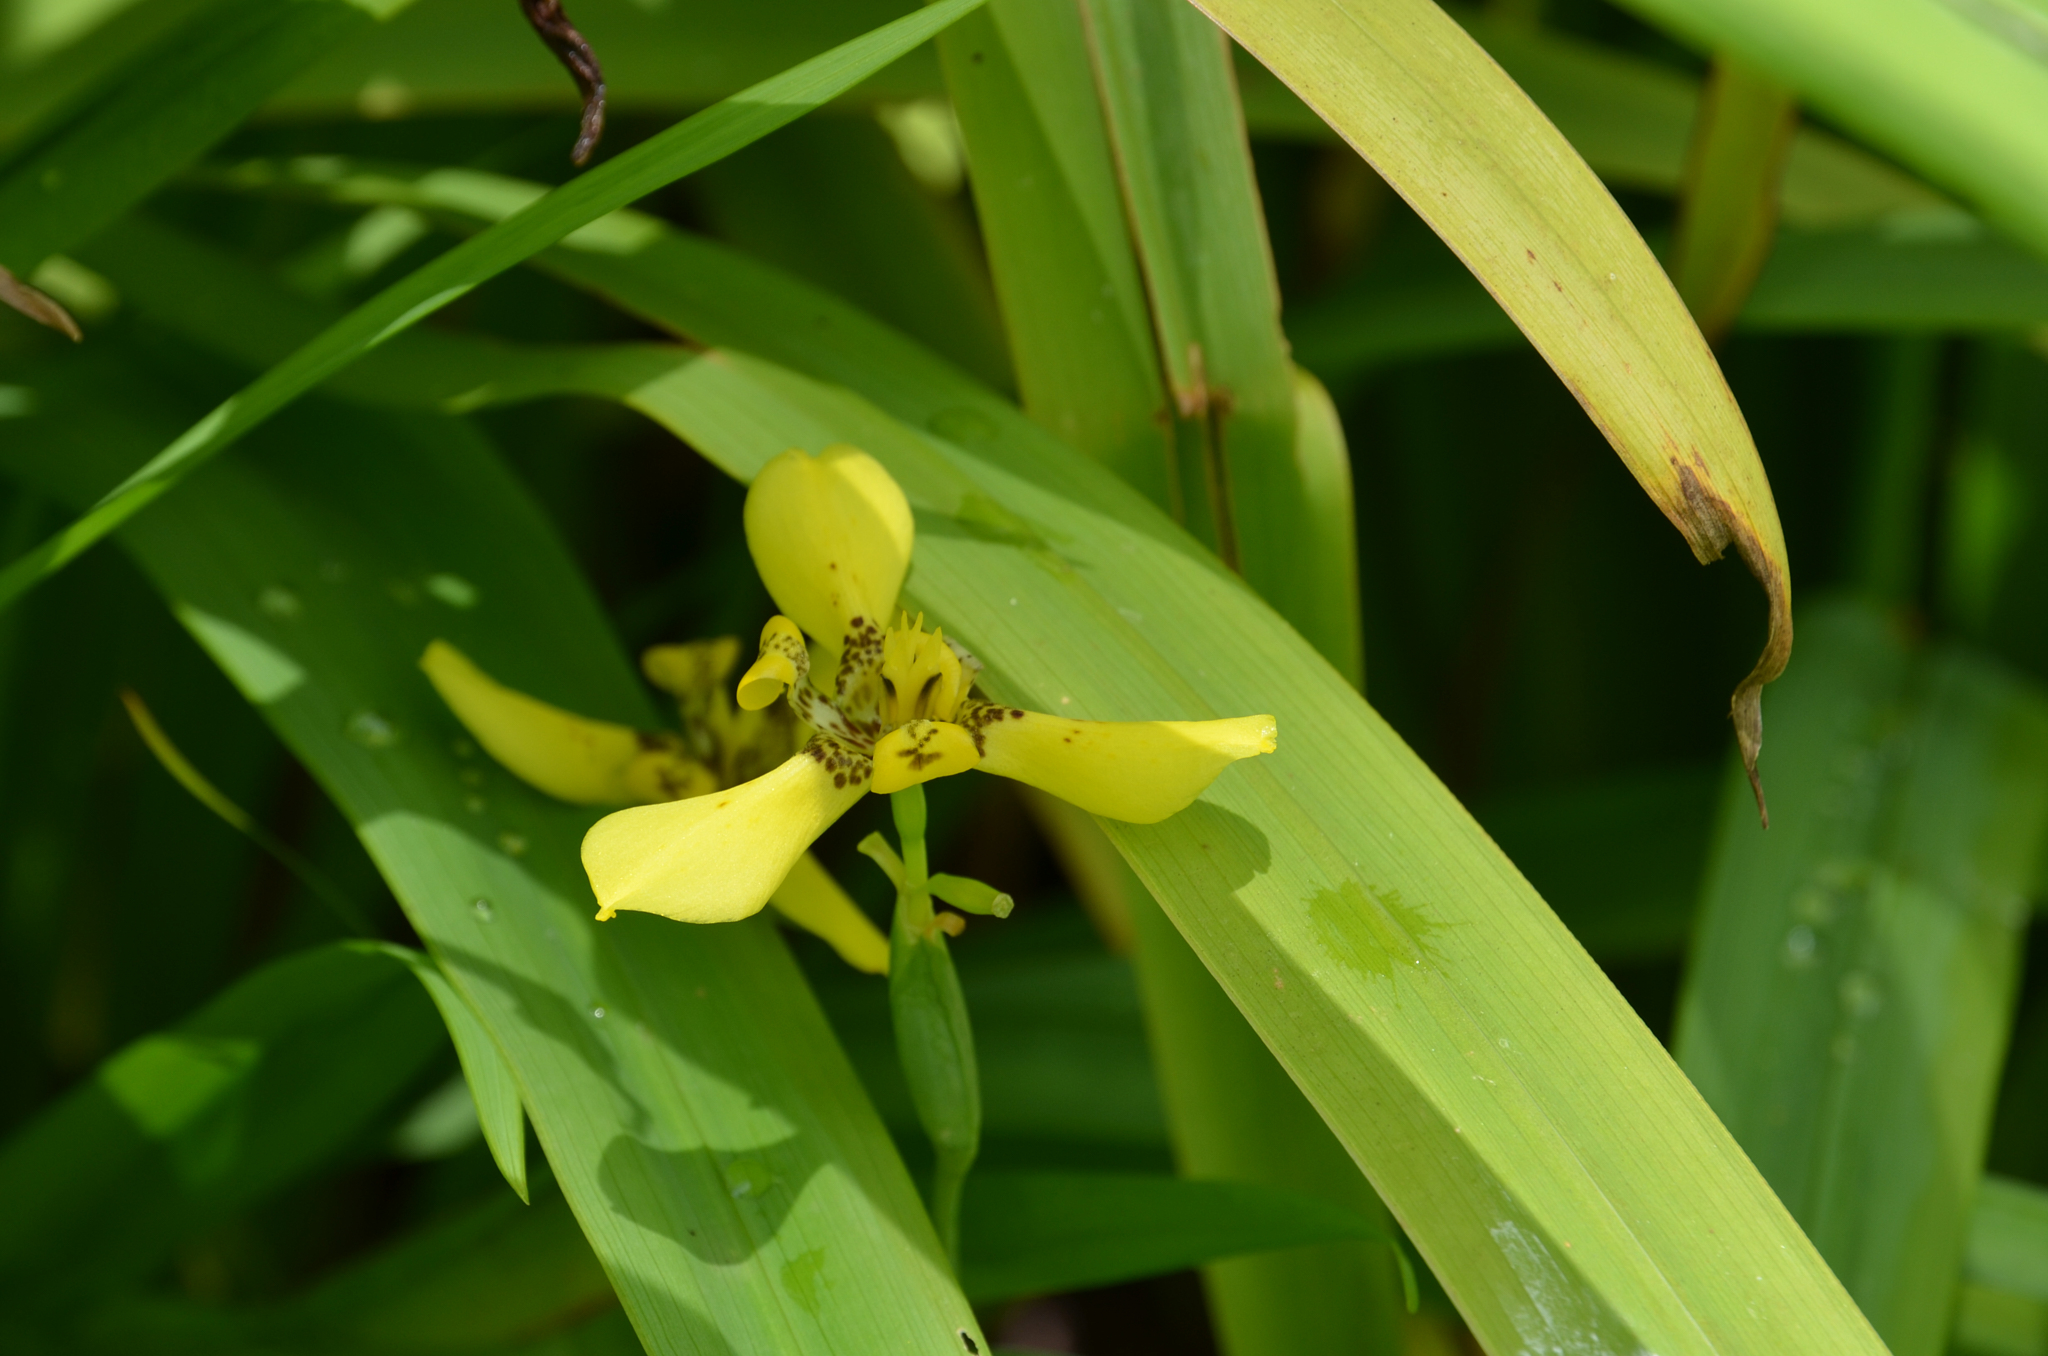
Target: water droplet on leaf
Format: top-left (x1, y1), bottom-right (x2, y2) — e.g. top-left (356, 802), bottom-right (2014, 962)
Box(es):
top-left (346, 711), bottom-right (397, 748)
top-left (257, 586), bottom-right (301, 619)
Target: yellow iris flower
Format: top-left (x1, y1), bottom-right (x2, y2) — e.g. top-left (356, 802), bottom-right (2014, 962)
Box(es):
top-left (579, 446), bottom-right (1277, 929)
top-left (419, 632), bottom-right (890, 973)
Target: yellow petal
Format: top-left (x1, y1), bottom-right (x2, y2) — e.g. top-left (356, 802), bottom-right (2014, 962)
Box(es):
top-left (769, 853), bottom-right (889, 974)
top-left (870, 719), bottom-right (982, 794)
top-left (736, 615), bottom-right (810, 712)
top-left (420, 640), bottom-right (712, 806)
top-left (743, 446), bottom-right (912, 651)
top-left (971, 707), bottom-right (1277, 823)
top-left (582, 740), bottom-right (870, 923)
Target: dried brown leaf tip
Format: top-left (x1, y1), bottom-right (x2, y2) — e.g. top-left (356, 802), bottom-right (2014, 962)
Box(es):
top-left (520, 0), bottom-right (607, 166)
top-left (0, 265), bottom-right (82, 341)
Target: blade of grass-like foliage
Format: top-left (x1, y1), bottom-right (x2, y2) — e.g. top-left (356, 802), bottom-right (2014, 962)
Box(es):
top-left (0, 0), bottom-right (423, 277)
top-left (1197, 0), bottom-right (1792, 809)
top-left (1079, 0), bottom-right (1359, 686)
top-left (959, 1170), bottom-right (1394, 1304)
top-left (268, 0), bottom-right (941, 119)
top-left (1669, 59), bottom-right (1798, 343)
top-left (1607, 0), bottom-right (2048, 262)
top-left (937, 0), bottom-right (1173, 507)
top-left (0, 354), bottom-right (986, 1354)
top-left (95, 189), bottom-right (1890, 1351)
top-left (691, 117), bottom-right (1012, 395)
top-left (1675, 601), bottom-right (2048, 1356)
top-left (0, 0), bottom-right (985, 617)
top-left (1233, 11), bottom-right (1948, 232)
top-left (0, 941), bottom-right (447, 1317)
top-left (369, 942), bottom-right (530, 1202)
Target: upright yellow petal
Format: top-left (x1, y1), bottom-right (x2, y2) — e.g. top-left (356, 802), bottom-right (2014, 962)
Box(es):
top-left (582, 740), bottom-right (870, 923)
top-left (421, 641), bottom-right (712, 806)
top-left (769, 853), bottom-right (890, 974)
top-left (970, 706), bottom-right (1277, 823)
top-left (743, 446), bottom-right (912, 650)
top-left (870, 719), bottom-right (982, 794)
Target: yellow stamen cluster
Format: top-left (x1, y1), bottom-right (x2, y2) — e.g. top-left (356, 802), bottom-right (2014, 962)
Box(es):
top-left (879, 613), bottom-right (963, 729)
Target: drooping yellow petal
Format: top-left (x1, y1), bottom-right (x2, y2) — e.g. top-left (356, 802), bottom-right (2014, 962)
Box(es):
top-left (769, 852), bottom-right (889, 974)
top-left (870, 719), bottom-right (982, 794)
top-left (736, 615), bottom-right (810, 711)
top-left (420, 641), bottom-right (713, 806)
top-left (971, 706), bottom-right (1277, 823)
top-left (582, 740), bottom-right (870, 923)
top-left (642, 637), bottom-right (742, 703)
top-left (743, 446), bottom-right (912, 650)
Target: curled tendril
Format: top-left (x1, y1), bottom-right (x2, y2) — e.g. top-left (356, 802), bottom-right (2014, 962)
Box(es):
top-left (519, 0), bottom-right (606, 166)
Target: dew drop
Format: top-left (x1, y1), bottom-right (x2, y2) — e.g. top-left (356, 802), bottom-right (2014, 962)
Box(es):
top-left (1117, 607), bottom-right (1143, 624)
top-left (1783, 924), bottom-right (1817, 968)
top-left (498, 831), bottom-right (527, 857)
top-left (464, 795), bottom-right (486, 814)
top-left (386, 579), bottom-right (419, 606)
top-left (591, 1005), bottom-right (607, 1019)
top-left (473, 898), bottom-right (494, 920)
top-left (723, 1159), bottom-right (773, 1199)
top-left (346, 711), bottom-right (397, 748)
top-left (458, 767), bottom-right (484, 788)
top-left (426, 573), bottom-right (479, 609)
top-left (257, 586), bottom-right (302, 619)
top-left (451, 737), bottom-right (477, 759)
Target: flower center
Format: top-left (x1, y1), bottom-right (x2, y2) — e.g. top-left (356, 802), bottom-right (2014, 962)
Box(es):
top-left (879, 612), bottom-right (963, 730)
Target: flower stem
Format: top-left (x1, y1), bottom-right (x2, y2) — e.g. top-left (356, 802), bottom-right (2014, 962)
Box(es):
top-left (885, 784), bottom-right (979, 1270)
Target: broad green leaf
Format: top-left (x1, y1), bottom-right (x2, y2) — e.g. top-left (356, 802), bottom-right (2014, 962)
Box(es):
top-left (1, 357), bottom-right (985, 1354)
top-left (1123, 884), bottom-right (1406, 1352)
top-left (1195, 0), bottom-right (1792, 806)
top-left (1080, 0), bottom-right (1359, 686)
top-left (0, 941), bottom-right (446, 1313)
top-left (0, 0), bottom-right (987, 616)
top-left (368, 941), bottom-right (530, 1202)
top-left (82, 184), bottom-right (1883, 1349)
top-left (1676, 602), bottom-right (2048, 1356)
top-left (1669, 59), bottom-right (1798, 342)
top-left (938, 0), bottom-right (1172, 506)
top-left (958, 1170), bottom-right (1390, 1304)
top-left (0, 0), bottom-right (422, 277)
top-left (1606, 0), bottom-right (2048, 262)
